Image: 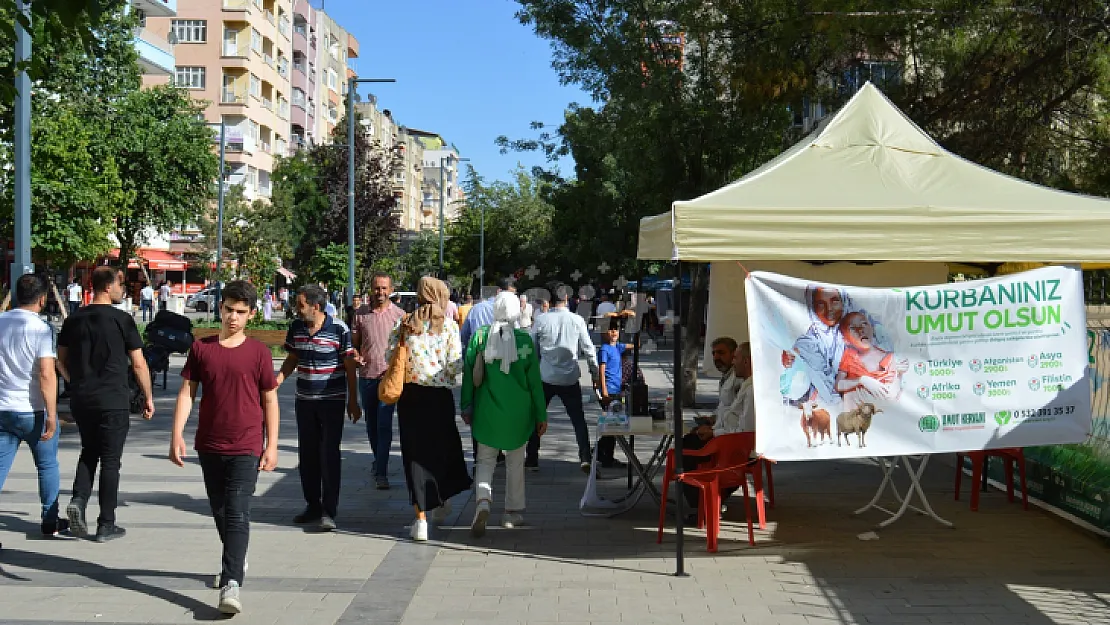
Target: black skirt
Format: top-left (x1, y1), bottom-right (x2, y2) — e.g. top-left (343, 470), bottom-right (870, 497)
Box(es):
top-left (397, 383), bottom-right (473, 511)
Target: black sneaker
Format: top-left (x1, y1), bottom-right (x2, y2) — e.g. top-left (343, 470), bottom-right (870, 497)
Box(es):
top-left (66, 499), bottom-right (88, 538)
top-left (524, 459), bottom-right (539, 473)
top-left (293, 508), bottom-right (322, 524)
top-left (95, 523), bottom-right (126, 543)
top-left (600, 458), bottom-right (627, 469)
top-left (41, 518), bottom-right (70, 537)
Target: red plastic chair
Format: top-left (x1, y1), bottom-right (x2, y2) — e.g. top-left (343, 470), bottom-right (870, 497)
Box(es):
top-left (657, 433), bottom-right (764, 551)
top-left (954, 448), bottom-right (1028, 511)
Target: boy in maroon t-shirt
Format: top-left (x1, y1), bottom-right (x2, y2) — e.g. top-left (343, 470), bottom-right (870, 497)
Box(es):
top-left (169, 280), bottom-right (279, 616)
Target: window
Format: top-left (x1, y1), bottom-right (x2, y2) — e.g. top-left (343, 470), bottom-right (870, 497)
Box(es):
top-left (249, 120), bottom-right (260, 141)
top-left (292, 88), bottom-right (306, 107)
top-left (327, 104), bottom-right (338, 122)
top-left (250, 28), bottom-right (262, 54)
top-left (171, 19), bottom-right (207, 43)
top-left (174, 66), bottom-right (206, 90)
top-left (326, 68), bottom-right (338, 92)
top-left (223, 28), bottom-right (243, 55)
top-left (249, 73), bottom-right (261, 98)
top-left (328, 35), bottom-right (340, 60)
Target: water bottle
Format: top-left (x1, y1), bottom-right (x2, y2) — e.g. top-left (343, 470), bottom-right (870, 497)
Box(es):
top-left (665, 393), bottom-right (674, 420)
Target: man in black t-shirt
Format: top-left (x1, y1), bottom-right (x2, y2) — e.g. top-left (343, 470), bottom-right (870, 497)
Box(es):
top-left (57, 266), bottom-right (155, 543)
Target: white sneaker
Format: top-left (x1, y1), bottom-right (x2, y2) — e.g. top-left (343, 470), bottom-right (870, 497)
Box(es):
top-left (319, 515), bottom-right (337, 532)
top-left (431, 500), bottom-right (452, 525)
top-left (218, 580), bottom-right (242, 615)
top-left (410, 518), bottom-right (428, 542)
top-left (502, 512), bottom-right (524, 529)
top-left (212, 558), bottom-right (248, 589)
top-left (470, 500), bottom-right (491, 538)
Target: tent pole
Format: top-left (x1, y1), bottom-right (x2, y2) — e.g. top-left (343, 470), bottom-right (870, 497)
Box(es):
top-left (673, 260), bottom-right (687, 577)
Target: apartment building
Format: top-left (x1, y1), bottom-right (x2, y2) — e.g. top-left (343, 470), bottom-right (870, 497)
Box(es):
top-left (289, 0), bottom-right (318, 149)
top-left (145, 0), bottom-right (296, 201)
top-left (412, 131), bottom-right (465, 225)
top-left (354, 99), bottom-right (431, 234)
top-left (314, 11), bottom-right (359, 142)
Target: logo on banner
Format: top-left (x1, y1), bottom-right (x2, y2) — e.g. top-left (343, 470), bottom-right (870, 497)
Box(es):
top-left (1028, 354), bottom-right (1039, 368)
top-left (973, 382), bottom-right (986, 396)
top-left (969, 358), bottom-right (983, 372)
top-left (994, 410), bottom-right (1013, 426)
top-left (1029, 377), bottom-right (1041, 391)
top-left (917, 385), bottom-right (930, 399)
top-left (914, 362), bottom-right (927, 376)
top-left (918, 415), bottom-right (940, 432)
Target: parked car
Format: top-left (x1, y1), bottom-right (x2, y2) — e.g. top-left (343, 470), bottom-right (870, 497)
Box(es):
top-left (185, 288), bottom-right (216, 312)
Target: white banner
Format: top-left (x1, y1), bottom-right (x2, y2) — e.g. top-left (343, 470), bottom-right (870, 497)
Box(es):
top-left (746, 267), bottom-right (1092, 461)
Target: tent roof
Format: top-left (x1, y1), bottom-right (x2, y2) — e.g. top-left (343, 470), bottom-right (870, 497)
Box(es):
top-left (637, 82), bottom-right (1110, 263)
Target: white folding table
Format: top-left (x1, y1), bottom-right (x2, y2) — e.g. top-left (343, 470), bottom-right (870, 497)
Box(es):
top-left (855, 455), bottom-right (954, 529)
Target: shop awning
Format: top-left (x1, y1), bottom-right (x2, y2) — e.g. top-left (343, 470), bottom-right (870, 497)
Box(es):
top-left (277, 266), bottom-right (297, 281)
top-left (109, 248), bottom-right (188, 271)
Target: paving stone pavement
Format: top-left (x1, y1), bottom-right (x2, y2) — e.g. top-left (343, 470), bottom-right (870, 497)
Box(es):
top-left (1, 349), bottom-right (1108, 624)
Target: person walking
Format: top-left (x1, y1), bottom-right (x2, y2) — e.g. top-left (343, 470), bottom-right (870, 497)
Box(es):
top-left (387, 276), bottom-right (470, 541)
top-left (59, 266), bottom-right (154, 542)
top-left (457, 294), bottom-right (474, 328)
top-left (519, 294), bottom-right (534, 329)
top-left (352, 273), bottom-right (405, 489)
top-left (65, 278), bottom-right (83, 317)
top-left (169, 280), bottom-right (279, 615)
top-left (527, 284), bottom-right (599, 473)
top-left (461, 292), bottom-right (547, 536)
top-left (277, 285), bottom-right (360, 531)
top-left (157, 281), bottom-right (171, 311)
top-left (139, 282), bottom-right (154, 323)
top-left (0, 274), bottom-right (68, 536)
top-left (460, 277), bottom-right (516, 348)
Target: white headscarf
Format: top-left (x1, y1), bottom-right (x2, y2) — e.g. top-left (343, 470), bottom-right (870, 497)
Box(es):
top-left (484, 291), bottom-right (522, 374)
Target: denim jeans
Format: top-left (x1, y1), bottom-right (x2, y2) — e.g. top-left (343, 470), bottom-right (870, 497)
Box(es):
top-left (358, 377), bottom-right (397, 476)
top-left (199, 453), bottom-right (258, 587)
top-left (295, 399), bottom-right (345, 519)
top-left (0, 410), bottom-right (61, 526)
top-left (526, 382), bottom-right (592, 464)
top-left (140, 299), bottom-right (153, 322)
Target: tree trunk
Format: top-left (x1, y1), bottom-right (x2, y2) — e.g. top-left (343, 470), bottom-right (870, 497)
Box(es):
top-left (681, 262), bottom-right (710, 407)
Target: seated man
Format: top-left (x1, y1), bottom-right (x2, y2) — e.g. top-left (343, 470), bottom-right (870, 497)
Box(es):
top-left (679, 341), bottom-right (755, 518)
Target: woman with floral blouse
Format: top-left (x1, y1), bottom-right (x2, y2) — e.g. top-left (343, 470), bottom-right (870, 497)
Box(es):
top-left (386, 276), bottom-right (471, 541)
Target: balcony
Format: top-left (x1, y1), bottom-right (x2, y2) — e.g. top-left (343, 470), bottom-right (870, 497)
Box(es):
top-left (263, 52), bottom-right (274, 67)
top-left (222, 41), bottom-right (247, 57)
top-left (133, 0), bottom-right (176, 18)
top-left (221, 89), bottom-right (247, 104)
top-left (264, 9), bottom-right (275, 25)
top-left (133, 27), bottom-right (174, 75)
top-left (222, 0), bottom-right (251, 11)
top-left (260, 141), bottom-right (271, 153)
top-left (293, 61), bottom-right (306, 75)
top-left (278, 16), bottom-right (291, 38)
top-left (261, 97), bottom-right (272, 110)
top-left (278, 100), bottom-right (289, 118)
top-left (277, 58), bottom-right (288, 78)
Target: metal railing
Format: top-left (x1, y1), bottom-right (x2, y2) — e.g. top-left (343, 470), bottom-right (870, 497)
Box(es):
top-left (221, 90), bottom-right (247, 104)
top-left (223, 42), bottom-right (246, 57)
top-left (261, 97), bottom-right (272, 110)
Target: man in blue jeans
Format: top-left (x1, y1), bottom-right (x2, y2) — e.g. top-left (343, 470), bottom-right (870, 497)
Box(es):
top-left (0, 273), bottom-right (67, 536)
top-left (351, 273), bottom-right (404, 489)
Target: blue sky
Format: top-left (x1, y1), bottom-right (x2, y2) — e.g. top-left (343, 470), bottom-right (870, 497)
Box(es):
top-left (319, 0), bottom-right (587, 182)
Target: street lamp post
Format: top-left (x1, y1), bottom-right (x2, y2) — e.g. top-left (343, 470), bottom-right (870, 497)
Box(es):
top-left (214, 119), bottom-right (226, 321)
top-left (11, 0), bottom-right (33, 282)
top-left (437, 155), bottom-right (470, 279)
top-left (346, 76), bottom-right (396, 306)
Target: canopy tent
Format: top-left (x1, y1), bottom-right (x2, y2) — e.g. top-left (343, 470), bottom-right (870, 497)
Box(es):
top-left (637, 82), bottom-right (1110, 264)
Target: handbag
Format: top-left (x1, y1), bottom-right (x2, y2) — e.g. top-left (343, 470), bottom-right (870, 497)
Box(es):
top-left (378, 329), bottom-right (408, 405)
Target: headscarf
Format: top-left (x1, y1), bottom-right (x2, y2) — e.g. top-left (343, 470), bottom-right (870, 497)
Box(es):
top-left (484, 291), bottom-right (522, 374)
top-left (403, 276), bottom-right (449, 335)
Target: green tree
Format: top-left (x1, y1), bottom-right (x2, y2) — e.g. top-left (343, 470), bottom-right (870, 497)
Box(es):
top-left (274, 112), bottom-right (400, 280)
top-left (109, 85), bottom-right (220, 271)
top-left (0, 103), bottom-right (123, 268)
top-left (445, 167), bottom-right (555, 293)
top-left (196, 185), bottom-right (292, 288)
top-left (397, 231), bottom-right (442, 291)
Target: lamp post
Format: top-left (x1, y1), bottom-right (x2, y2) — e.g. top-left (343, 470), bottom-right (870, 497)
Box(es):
top-left (346, 77), bottom-right (396, 305)
top-left (11, 0), bottom-right (33, 282)
top-left (213, 119), bottom-right (226, 321)
top-left (437, 155), bottom-right (469, 279)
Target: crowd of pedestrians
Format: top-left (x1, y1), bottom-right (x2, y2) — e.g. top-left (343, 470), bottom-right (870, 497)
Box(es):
top-left (0, 269), bottom-right (655, 617)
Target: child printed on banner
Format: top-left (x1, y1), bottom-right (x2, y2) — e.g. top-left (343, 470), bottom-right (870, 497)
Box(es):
top-left (835, 311), bottom-right (909, 410)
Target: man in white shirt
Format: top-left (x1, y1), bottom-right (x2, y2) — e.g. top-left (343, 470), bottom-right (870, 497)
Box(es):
top-left (66, 279), bottom-right (83, 317)
top-left (158, 281), bottom-right (171, 311)
top-left (140, 283), bottom-right (155, 322)
top-left (0, 274), bottom-right (67, 536)
top-left (679, 341), bottom-right (754, 514)
top-left (595, 292), bottom-right (617, 318)
top-left (519, 294), bottom-right (533, 328)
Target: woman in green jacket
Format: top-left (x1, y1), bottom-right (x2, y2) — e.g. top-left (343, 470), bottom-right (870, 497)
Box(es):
top-left (461, 291), bottom-right (547, 537)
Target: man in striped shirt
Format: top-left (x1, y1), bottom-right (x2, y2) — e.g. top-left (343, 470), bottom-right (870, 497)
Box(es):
top-left (277, 285), bottom-right (360, 531)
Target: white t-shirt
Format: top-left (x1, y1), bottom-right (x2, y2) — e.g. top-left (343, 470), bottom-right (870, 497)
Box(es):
top-left (159, 284), bottom-right (171, 301)
top-left (520, 303), bottom-right (534, 328)
top-left (0, 309), bottom-right (56, 412)
top-left (140, 285), bottom-right (154, 301)
top-left (67, 283), bottom-right (82, 302)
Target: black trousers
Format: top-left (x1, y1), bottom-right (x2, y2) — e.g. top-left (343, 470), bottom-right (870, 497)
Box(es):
top-left (295, 399), bottom-right (345, 519)
top-left (527, 382), bottom-right (592, 464)
top-left (199, 453), bottom-right (258, 587)
top-left (71, 408), bottom-right (130, 525)
top-left (680, 432), bottom-right (738, 509)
